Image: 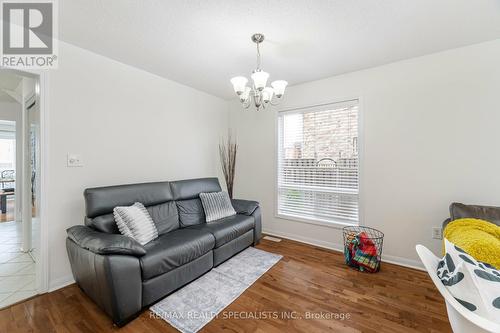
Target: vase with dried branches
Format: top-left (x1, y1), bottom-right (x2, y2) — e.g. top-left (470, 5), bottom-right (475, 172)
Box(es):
top-left (219, 132), bottom-right (237, 198)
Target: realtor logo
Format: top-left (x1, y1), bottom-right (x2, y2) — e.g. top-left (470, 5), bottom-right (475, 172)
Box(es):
top-left (1, 0), bottom-right (58, 69)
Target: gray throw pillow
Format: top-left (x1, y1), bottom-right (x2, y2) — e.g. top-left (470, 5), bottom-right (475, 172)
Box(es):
top-left (199, 191), bottom-right (236, 222)
top-left (113, 202), bottom-right (158, 245)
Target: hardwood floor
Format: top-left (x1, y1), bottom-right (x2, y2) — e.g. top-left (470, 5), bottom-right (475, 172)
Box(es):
top-left (0, 200), bottom-right (36, 222)
top-left (0, 237), bottom-right (452, 332)
top-left (0, 199), bottom-right (16, 222)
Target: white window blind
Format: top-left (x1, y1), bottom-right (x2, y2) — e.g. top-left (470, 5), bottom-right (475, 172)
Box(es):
top-left (277, 100), bottom-right (359, 225)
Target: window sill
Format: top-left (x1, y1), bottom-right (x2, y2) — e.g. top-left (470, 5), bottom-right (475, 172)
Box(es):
top-left (274, 213), bottom-right (358, 230)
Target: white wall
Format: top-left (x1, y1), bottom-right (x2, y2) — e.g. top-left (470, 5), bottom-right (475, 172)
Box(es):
top-left (47, 42), bottom-right (228, 289)
top-left (0, 102), bottom-right (20, 121)
top-left (229, 39), bottom-right (500, 268)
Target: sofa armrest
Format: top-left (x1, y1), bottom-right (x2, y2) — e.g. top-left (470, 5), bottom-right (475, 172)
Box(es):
top-left (67, 225), bottom-right (146, 257)
top-left (231, 199), bottom-right (259, 216)
top-left (231, 199), bottom-right (262, 245)
top-left (66, 238), bottom-right (143, 326)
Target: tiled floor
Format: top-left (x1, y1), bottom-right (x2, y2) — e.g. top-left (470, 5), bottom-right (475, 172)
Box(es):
top-left (0, 221), bottom-right (37, 308)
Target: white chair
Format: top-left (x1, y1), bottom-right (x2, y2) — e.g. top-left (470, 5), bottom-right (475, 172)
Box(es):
top-left (416, 245), bottom-right (500, 333)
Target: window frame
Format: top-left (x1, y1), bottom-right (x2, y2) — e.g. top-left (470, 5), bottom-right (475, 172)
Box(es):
top-left (274, 97), bottom-right (364, 229)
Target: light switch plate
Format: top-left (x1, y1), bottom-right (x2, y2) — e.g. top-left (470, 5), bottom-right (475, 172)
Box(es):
top-left (67, 153), bottom-right (83, 167)
top-left (432, 227), bottom-right (442, 240)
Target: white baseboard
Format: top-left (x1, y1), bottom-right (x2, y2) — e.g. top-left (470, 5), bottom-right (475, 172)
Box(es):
top-left (263, 228), bottom-right (424, 271)
top-left (381, 254), bottom-right (425, 271)
top-left (263, 229), bottom-right (344, 252)
top-left (48, 275), bottom-right (75, 292)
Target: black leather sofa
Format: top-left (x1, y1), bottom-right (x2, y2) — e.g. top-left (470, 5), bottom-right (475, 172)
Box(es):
top-left (66, 178), bottom-right (262, 326)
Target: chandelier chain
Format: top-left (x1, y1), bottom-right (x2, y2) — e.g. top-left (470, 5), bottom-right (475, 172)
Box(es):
top-left (256, 42), bottom-right (261, 70)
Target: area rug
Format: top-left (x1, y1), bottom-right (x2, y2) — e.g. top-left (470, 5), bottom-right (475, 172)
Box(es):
top-left (150, 247), bottom-right (282, 333)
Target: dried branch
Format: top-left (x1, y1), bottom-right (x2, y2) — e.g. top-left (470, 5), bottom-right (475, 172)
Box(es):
top-left (219, 131), bottom-right (238, 198)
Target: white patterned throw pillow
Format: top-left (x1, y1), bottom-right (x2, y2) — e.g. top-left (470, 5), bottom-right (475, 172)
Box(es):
top-left (113, 202), bottom-right (158, 245)
top-left (199, 191), bottom-right (236, 222)
top-left (437, 238), bottom-right (500, 324)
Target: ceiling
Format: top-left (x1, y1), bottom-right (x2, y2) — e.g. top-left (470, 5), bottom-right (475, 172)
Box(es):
top-left (0, 72), bottom-right (22, 103)
top-left (60, 0), bottom-right (500, 99)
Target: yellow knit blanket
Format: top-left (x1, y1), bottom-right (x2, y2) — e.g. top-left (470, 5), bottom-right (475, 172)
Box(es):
top-left (444, 218), bottom-right (500, 269)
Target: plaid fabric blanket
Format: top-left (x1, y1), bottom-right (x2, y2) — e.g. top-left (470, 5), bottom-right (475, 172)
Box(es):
top-left (344, 231), bottom-right (380, 272)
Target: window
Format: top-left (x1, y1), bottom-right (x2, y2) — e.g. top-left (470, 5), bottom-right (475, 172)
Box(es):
top-left (0, 121), bottom-right (16, 173)
top-left (277, 100), bottom-right (359, 225)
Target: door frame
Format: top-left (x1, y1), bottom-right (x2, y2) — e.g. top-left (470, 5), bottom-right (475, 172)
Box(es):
top-left (0, 68), bottom-right (49, 293)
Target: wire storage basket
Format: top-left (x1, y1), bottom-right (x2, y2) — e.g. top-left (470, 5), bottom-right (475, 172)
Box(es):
top-left (342, 226), bottom-right (384, 273)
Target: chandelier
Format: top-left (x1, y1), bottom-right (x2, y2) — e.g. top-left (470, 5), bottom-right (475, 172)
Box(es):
top-left (230, 33), bottom-right (288, 110)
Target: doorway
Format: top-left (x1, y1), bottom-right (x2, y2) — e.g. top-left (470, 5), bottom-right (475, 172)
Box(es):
top-left (0, 70), bottom-right (40, 307)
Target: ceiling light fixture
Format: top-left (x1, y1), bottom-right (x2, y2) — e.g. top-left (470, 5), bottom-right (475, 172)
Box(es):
top-left (230, 33), bottom-right (288, 111)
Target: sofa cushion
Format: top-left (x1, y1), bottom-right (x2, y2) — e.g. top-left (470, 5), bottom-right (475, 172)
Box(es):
top-left (85, 201), bottom-right (180, 235)
top-left (146, 201), bottom-right (180, 235)
top-left (450, 203), bottom-right (500, 226)
top-left (187, 214), bottom-right (254, 248)
top-left (85, 181), bottom-right (173, 218)
top-left (140, 229), bottom-right (214, 280)
top-left (176, 198), bottom-right (206, 227)
top-left (84, 181), bottom-right (173, 233)
top-left (85, 214), bottom-right (118, 234)
top-left (170, 178), bottom-right (221, 201)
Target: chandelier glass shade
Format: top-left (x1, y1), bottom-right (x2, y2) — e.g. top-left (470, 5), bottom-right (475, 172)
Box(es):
top-left (230, 33), bottom-right (288, 110)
